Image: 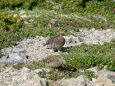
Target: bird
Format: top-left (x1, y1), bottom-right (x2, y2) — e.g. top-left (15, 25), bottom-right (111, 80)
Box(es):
top-left (43, 57), bottom-right (65, 68)
top-left (44, 32), bottom-right (65, 52)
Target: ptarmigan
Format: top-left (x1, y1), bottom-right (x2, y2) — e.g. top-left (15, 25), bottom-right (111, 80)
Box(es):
top-left (44, 34), bottom-right (65, 52)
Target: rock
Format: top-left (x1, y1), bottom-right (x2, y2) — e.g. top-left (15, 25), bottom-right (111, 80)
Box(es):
top-left (40, 78), bottom-right (48, 86)
top-left (88, 67), bottom-right (99, 75)
top-left (80, 28), bottom-right (115, 45)
top-left (51, 75), bottom-right (96, 86)
top-left (107, 74), bottom-right (115, 84)
top-left (95, 83), bottom-right (104, 86)
top-left (64, 36), bottom-right (81, 47)
top-left (53, 3), bottom-right (62, 10)
top-left (66, 29), bottom-right (75, 33)
top-left (34, 69), bottom-right (43, 73)
top-left (50, 75), bottom-right (106, 86)
top-left (12, 47), bottom-right (26, 53)
top-left (78, 37), bottom-right (84, 42)
top-left (50, 19), bottom-right (60, 27)
top-left (25, 55), bottom-right (40, 61)
top-left (21, 67), bottom-right (30, 72)
top-left (4, 53), bottom-right (24, 65)
top-left (42, 68), bottom-right (50, 73)
top-left (92, 69), bottom-right (115, 86)
top-left (0, 67), bottom-right (48, 86)
top-left (19, 10), bottom-right (26, 15)
top-left (68, 36), bottom-right (78, 43)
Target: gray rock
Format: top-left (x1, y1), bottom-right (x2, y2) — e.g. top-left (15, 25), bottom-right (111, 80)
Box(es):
top-left (52, 75), bottom-right (96, 86)
top-left (12, 47), bottom-right (26, 53)
top-left (81, 28), bottom-right (115, 45)
top-left (25, 55), bottom-right (40, 61)
top-left (66, 29), bottom-right (75, 33)
top-left (64, 36), bottom-right (81, 47)
top-left (34, 69), bottom-right (43, 73)
top-left (93, 69), bottom-right (115, 86)
top-left (95, 83), bottom-right (104, 86)
top-left (40, 78), bottom-right (48, 86)
top-left (4, 53), bottom-right (24, 65)
top-left (21, 67), bottom-right (30, 72)
top-left (0, 67), bottom-right (47, 86)
top-left (107, 74), bottom-right (115, 84)
top-left (53, 3), bottom-right (62, 10)
top-left (78, 37), bottom-right (84, 42)
top-left (50, 19), bottom-right (60, 26)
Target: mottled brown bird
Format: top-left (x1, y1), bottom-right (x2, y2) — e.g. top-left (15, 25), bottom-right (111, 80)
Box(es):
top-left (44, 34), bottom-right (65, 52)
top-left (43, 57), bottom-right (65, 68)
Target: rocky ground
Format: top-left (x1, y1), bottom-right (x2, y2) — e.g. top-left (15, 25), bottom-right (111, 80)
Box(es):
top-left (0, 28), bottom-right (115, 86)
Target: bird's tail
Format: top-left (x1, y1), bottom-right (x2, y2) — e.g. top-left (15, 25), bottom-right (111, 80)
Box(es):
top-left (43, 43), bottom-right (47, 46)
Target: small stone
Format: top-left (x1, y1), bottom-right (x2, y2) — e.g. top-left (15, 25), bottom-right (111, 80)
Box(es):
top-left (43, 68), bottom-right (50, 73)
top-left (34, 69), bottom-right (43, 73)
top-left (66, 29), bottom-right (75, 33)
top-left (21, 14), bottom-right (28, 18)
top-left (53, 3), bottom-right (62, 10)
top-left (24, 21), bottom-right (29, 24)
top-left (95, 83), bottom-right (104, 86)
top-left (25, 55), bottom-right (40, 61)
top-left (88, 67), bottom-right (98, 75)
top-left (50, 19), bottom-right (59, 26)
top-left (78, 37), bottom-right (84, 42)
top-left (19, 10), bottom-right (26, 14)
top-left (21, 67), bottom-right (30, 72)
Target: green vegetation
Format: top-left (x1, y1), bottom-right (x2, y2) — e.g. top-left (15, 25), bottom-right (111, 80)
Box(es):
top-left (37, 40), bottom-right (115, 80)
top-left (0, 0), bottom-right (40, 10)
top-left (0, 11), bottom-right (23, 32)
top-left (38, 68), bottom-right (95, 80)
top-left (12, 64), bottom-right (24, 69)
top-left (0, 11), bottom-right (24, 55)
top-left (0, 51), bottom-right (3, 58)
top-left (0, 0), bottom-right (115, 80)
top-left (26, 61), bottom-right (45, 69)
top-left (0, 0), bottom-right (114, 51)
top-left (12, 61), bottom-right (45, 69)
top-left (63, 40), bottom-right (115, 71)
top-left (13, 40), bottom-right (114, 80)
top-left (0, 0), bottom-right (114, 16)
